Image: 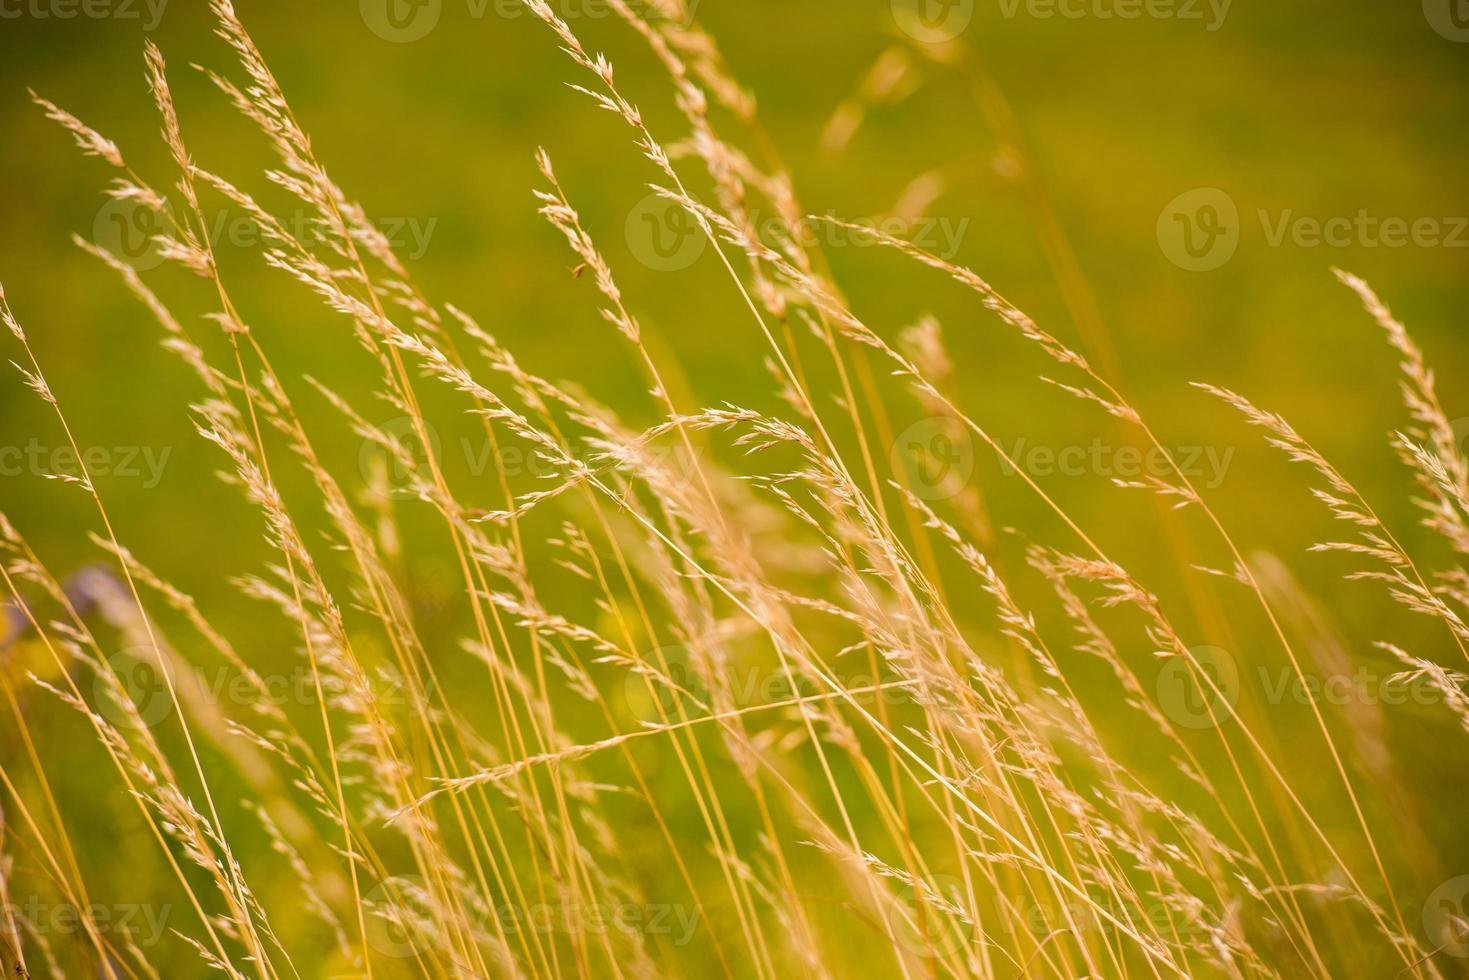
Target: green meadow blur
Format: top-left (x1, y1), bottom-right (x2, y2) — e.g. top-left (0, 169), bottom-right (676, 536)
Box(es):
top-left (2, 0), bottom-right (1468, 973)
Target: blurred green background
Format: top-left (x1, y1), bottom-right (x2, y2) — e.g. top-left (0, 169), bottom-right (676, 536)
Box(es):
top-left (2, 0), bottom-right (1468, 973)
top-left (3, 0), bottom-right (1465, 596)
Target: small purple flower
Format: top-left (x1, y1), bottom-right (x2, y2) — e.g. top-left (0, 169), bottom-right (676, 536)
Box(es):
top-left (0, 599), bottom-right (29, 650)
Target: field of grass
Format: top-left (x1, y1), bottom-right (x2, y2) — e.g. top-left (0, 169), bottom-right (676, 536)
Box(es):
top-left (1, 0), bottom-right (1468, 976)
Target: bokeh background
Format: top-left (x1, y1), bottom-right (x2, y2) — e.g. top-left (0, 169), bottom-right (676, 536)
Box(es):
top-left (2, 0), bottom-right (1468, 973)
